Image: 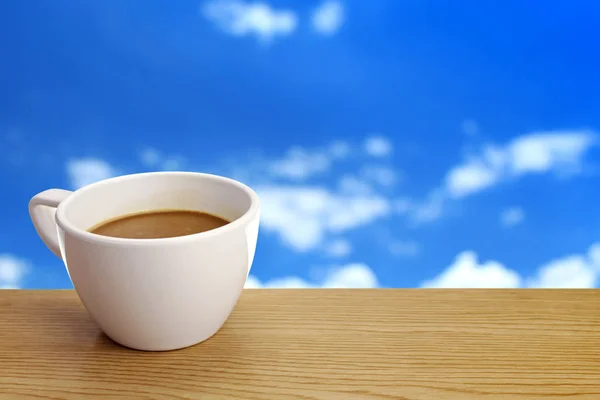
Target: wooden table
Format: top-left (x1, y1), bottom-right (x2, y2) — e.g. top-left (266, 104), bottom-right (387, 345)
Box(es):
top-left (1, 290), bottom-right (599, 399)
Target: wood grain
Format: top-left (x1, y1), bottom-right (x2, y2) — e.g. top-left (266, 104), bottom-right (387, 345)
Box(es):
top-left (0, 289), bottom-right (599, 399)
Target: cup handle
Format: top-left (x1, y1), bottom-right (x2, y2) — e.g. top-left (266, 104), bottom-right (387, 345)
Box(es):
top-left (29, 189), bottom-right (73, 259)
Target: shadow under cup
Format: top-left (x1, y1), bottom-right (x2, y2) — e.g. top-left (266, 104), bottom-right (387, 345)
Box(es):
top-left (55, 172), bottom-right (260, 351)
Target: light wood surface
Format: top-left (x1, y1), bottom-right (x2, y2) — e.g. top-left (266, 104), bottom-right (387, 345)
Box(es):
top-left (1, 289), bottom-right (599, 399)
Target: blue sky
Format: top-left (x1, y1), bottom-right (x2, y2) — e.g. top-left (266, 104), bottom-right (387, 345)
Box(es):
top-left (2, 0), bottom-right (600, 289)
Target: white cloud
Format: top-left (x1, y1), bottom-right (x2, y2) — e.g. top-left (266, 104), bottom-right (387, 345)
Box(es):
top-left (422, 251), bottom-right (522, 288)
top-left (360, 166), bottom-right (398, 187)
top-left (322, 263), bottom-right (378, 288)
top-left (527, 245), bottom-right (600, 288)
top-left (311, 1), bottom-right (344, 36)
top-left (267, 141), bottom-right (354, 181)
top-left (325, 238), bottom-right (352, 257)
top-left (258, 185), bottom-right (390, 251)
top-left (389, 240), bottom-right (420, 257)
top-left (254, 276), bottom-right (313, 288)
top-left (446, 130), bottom-right (596, 198)
top-left (140, 147), bottom-right (161, 167)
top-left (410, 190), bottom-right (446, 224)
top-left (329, 140), bottom-right (350, 159)
top-left (245, 263), bottom-right (378, 288)
top-left (201, 0), bottom-right (297, 43)
top-left (139, 147), bottom-right (185, 171)
top-left (508, 131), bottom-right (596, 175)
top-left (337, 174), bottom-right (373, 195)
top-left (226, 137), bottom-right (400, 253)
top-left (446, 160), bottom-right (499, 198)
top-left (243, 275), bottom-right (263, 288)
top-left (500, 207), bottom-right (525, 227)
top-left (0, 254), bottom-right (29, 289)
top-left (423, 243), bottom-right (600, 289)
top-left (364, 135), bottom-right (393, 157)
top-left (414, 129), bottom-right (597, 223)
top-left (269, 146), bottom-right (331, 180)
top-left (588, 243), bottom-right (600, 266)
top-left (67, 158), bottom-right (117, 190)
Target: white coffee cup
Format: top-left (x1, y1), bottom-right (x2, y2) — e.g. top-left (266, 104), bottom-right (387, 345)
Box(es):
top-left (29, 171), bottom-right (260, 351)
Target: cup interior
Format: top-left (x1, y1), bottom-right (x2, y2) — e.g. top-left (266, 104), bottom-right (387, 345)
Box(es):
top-left (59, 172), bottom-right (255, 234)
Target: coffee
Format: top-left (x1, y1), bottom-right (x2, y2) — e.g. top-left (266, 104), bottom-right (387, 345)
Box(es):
top-left (89, 209), bottom-right (230, 239)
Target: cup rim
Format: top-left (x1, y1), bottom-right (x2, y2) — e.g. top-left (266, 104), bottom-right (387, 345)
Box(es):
top-left (55, 171), bottom-right (260, 247)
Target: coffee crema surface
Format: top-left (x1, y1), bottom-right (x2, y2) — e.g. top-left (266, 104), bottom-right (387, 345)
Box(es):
top-left (89, 209), bottom-right (230, 239)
